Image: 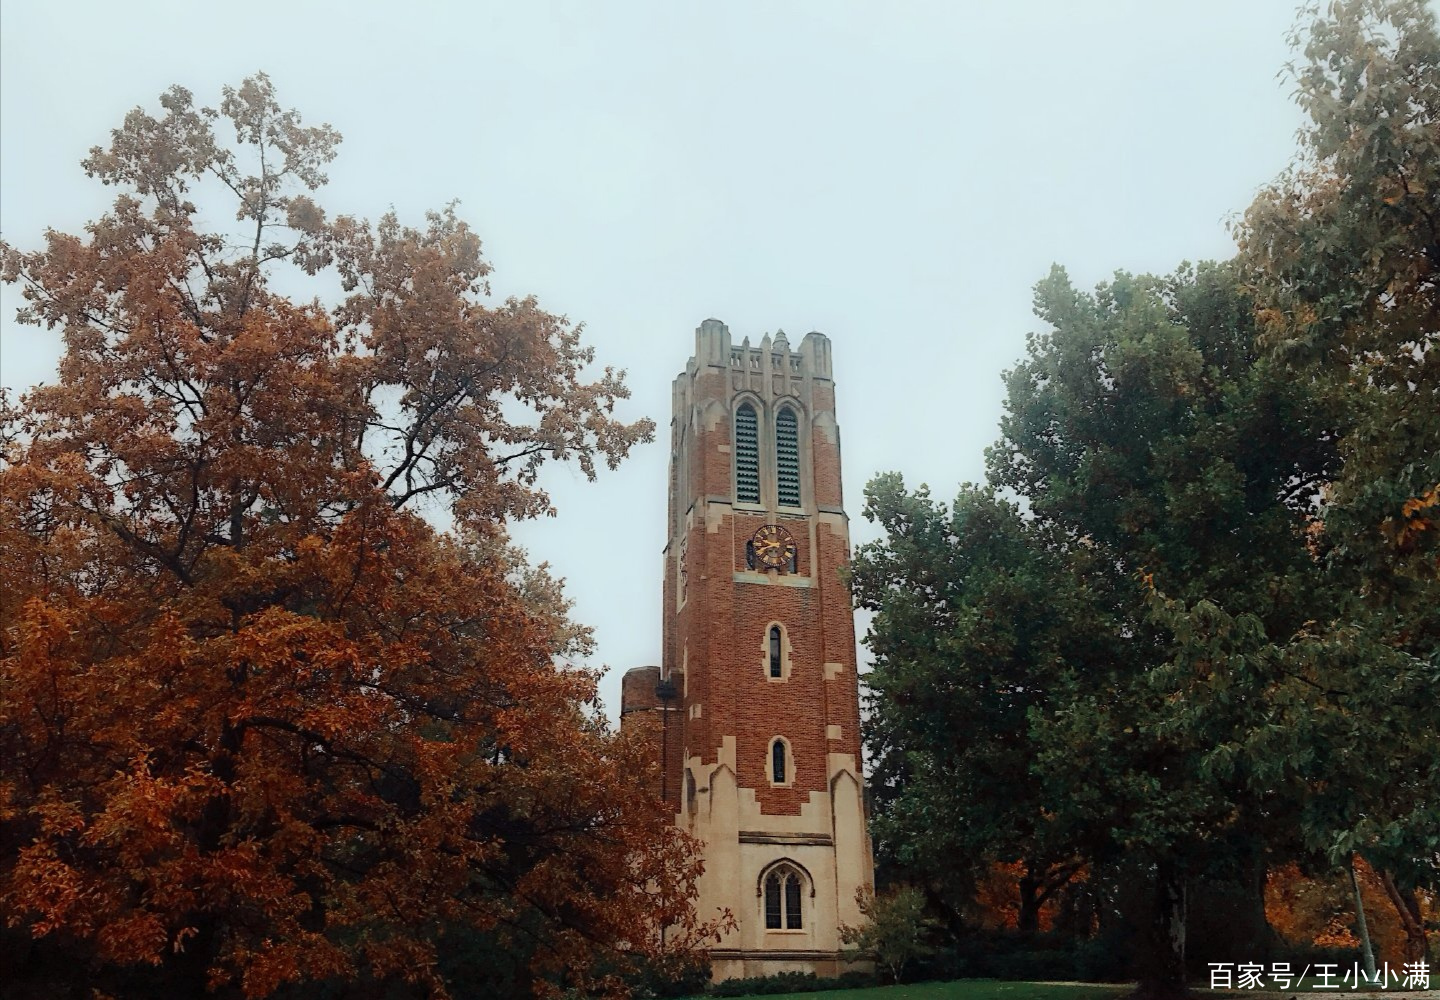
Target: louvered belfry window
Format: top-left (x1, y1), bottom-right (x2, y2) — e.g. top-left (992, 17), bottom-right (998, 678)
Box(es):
top-left (735, 403), bottom-right (760, 504)
top-left (776, 407), bottom-right (800, 507)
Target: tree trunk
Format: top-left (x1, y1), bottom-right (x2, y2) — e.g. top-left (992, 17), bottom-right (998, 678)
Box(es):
top-left (1349, 858), bottom-right (1377, 979)
top-left (1020, 859), bottom-right (1082, 936)
top-left (1133, 860), bottom-right (1188, 1000)
top-left (1378, 868), bottom-right (1430, 963)
top-left (1239, 837), bottom-right (1278, 959)
top-left (1018, 872), bottom-right (1040, 935)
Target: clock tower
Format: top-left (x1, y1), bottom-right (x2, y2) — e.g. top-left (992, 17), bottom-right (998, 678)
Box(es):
top-left (622, 319), bottom-right (873, 980)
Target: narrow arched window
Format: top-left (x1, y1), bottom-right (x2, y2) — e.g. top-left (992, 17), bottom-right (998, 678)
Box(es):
top-left (763, 865), bottom-right (805, 930)
top-left (735, 403), bottom-right (760, 504)
top-left (765, 872), bottom-right (783, 928)
top-left (746, 539), bottom-right (756, 570)
top-left (769, 626), bottom-right (782, 678)
top-left (776, 407), bottom-right (800, 508)
top-left (772, 739), bottom-right (786, 784)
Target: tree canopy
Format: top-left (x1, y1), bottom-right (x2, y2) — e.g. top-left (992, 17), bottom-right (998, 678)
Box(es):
top-left (855, 0), bottom-right (1440, 986)
top-left (857, 263), bottom-right (1340, 992)
top-left (0, 76), bottom-right (706, 999)
top-left (1234, 0), bottom-right (1440, 959)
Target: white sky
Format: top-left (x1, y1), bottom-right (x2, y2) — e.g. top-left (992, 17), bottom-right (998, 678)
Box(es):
top-left (1, 1), bottom-right (1321, 720)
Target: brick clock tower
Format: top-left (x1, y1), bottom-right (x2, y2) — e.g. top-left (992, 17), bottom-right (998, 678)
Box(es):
top-left (622, 319), bottom-right (873, 980)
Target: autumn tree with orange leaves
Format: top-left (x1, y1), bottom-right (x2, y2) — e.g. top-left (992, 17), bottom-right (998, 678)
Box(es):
top-left (0, 75), bottom-right (711, 999)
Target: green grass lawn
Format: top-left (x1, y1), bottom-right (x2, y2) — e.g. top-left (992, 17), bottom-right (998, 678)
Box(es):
top-left (690, 978), bottom-right (1437, 1000)
top-left (693, 981), bottom-right (1133, 1000)
top-left (1204, 980), bottom-right (1435, 995)
top-left (688, 985), bottom-right (1440, 1000)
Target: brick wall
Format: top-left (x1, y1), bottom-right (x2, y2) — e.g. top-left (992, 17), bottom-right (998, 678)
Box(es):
top-left (662, 331), bottom-right (863, 818)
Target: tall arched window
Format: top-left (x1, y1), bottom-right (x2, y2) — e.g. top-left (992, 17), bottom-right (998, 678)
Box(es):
top-left (776, 406), bottom-right (800, 508)
top-left (769, 626), bottom-right (782, 678)
top-left (771, 738), bottom-right (787, 784)
top-left (734, 403), bottom-right (760, 504)
top-left (764, 865), bottom-right (805, 929)
top-left (785, 871), bottom-right (802, 928)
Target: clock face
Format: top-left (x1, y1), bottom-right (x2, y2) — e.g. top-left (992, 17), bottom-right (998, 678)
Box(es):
top-left (752, 524), bottom-right (798, 570)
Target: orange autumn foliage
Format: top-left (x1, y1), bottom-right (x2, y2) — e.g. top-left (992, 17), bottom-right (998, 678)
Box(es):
top-left (970, 861), bottom-right (1079, 934)
top-left (1264, 860), bottom-right (1436, 965)
top-left (972, 861), bottom-right (1036, 932)
top-left (0, 75), bottom-right (709, 998)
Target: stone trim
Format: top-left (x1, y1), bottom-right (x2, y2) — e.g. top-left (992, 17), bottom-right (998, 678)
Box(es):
top-left (733, 572), bottom-right (813, 588)
top-left (708, 949), bottom-right (850, 961)
top-left (739, 831), bottom-right (834, 846)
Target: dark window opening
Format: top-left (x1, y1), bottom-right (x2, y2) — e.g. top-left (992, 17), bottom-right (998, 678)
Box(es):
top-left (785, 872), bottom-right (803, 928)
top-left (776, 407), bottom-right (800, 507)
top-left (746, 539), bottom-right (756, 570)
top-left (735, 404), bottom-right (760, 504)
top-left (765, 873), bottom-right (782, 928)
top-left (772, 739), bottom-right (786, 784)
top-left (769, 626), bottom-right (782, 678)
top-left (764, 867), bottom-right (804, 930)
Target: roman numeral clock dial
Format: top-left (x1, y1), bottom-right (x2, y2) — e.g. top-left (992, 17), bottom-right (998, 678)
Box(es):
top-left (752, 524), bottom-right (797, 570)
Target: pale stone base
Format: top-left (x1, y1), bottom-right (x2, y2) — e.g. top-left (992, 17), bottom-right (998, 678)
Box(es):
top-left (680, 735), bottom-right (875, 973)
top-left (709, 950), bottom-right (873, 982)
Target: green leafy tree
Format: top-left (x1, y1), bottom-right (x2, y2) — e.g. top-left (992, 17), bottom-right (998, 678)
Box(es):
top-left (852, 478), bottom-right (1114, 934)
top-left (859, 262), bottom-right (1337, 997)
top-left (859, 2), bottom-right (1440, 984)
top-left (992, 262), bottom-right (1339, 996)
top-left (840, 886), bottom-right (940, 985)
top-left (1236, 0), bottom-right (1440, 960)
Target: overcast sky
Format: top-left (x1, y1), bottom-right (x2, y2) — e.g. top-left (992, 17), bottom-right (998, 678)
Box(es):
top-left (2, 1), bottom-right (1322, 719)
